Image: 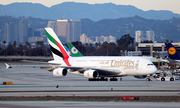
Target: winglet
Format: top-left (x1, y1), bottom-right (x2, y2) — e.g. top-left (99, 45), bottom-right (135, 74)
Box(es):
top-left (5, 63), bottom-right (12, 69)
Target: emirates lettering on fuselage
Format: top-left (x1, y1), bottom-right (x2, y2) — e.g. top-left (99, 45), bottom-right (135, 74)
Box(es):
top-left (111, 60), bottom-right (135, 67)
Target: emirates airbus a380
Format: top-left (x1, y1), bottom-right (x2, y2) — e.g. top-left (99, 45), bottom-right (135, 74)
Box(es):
top-left (43, 28), bottom-right (157, 81)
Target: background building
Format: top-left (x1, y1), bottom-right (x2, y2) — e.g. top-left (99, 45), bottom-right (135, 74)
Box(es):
top-left (80, 33), bottom-right (93, 43)
top-left (47, 21), bottom-right (57, 34)
top-left (28, 37), bottom-right (43, 43)
top-left (19, 20), bottom-right (28, 44)
top-left (135, 30), bottom-right (144, 43)
top-left (5, 22), bottom-right (17, 44)
top-left (135, 42), bottom-right (180, 56)
top-left (57, 19), bottom-right (68, 37)
top-left (34, 31), bottom-right (41, 37)
top-left (27, 27), bottom-right (33, 38)
top-left (109, 35), bottom-right (116, 43)
top-left (95, 35), bottom-right (116, 43)
top-left (146, 30), bottom-right (155, 42)
top-left (56, 19), bottom-right (81, 43)
top-left (66, 20), bottom-right (81, 42)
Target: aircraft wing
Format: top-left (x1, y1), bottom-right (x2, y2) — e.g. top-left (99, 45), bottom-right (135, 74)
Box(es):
top-left (41, 66), bottom-right (122, 77)
top-left (168, 59), bottom-right (180, 66)
top-left (5, 63), bottom-right (61, 69)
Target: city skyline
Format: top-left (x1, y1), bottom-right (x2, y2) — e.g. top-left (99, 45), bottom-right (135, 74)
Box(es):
top-left (1, 0), bottom-right (180, 14)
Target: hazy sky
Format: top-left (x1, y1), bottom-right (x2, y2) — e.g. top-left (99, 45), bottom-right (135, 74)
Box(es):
top-left (1, 0), bottom-right (180, 14)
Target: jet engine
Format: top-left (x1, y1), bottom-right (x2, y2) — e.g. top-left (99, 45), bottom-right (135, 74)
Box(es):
top-left (53, 68), bottom-right (67, 77)
top-left (134, 75), bottom-right (147, 79)
top-left (84, 70), bottom-right (99, 78)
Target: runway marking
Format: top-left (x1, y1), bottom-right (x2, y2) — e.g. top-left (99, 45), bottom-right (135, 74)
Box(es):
top-left (0, 85), bottom-right (150, 88)
top-left (150, 85), bottom-right (153, 87)
top-left (1, 90), bottom-right (180, 93)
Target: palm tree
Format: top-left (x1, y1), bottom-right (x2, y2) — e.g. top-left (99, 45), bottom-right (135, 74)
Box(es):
top-left (12, 41), bottom-right (16, 55)
top-left (36, 41), bottom-right (39, 47)
top-left (19, 44), bottom-right (23, 49)
top-left (3, 41), bottom-right (6, 46)
top-left (28, 43), bottom-right (31, 49)
top-left (95, 42), bottom-right (98, 48)
top-left (85, 43), bottom-right (88, 47)
top-left (98, 41), bottom-right (101, 47)
top-left (3, 41), bottom-right (6, 56)
top-left (39, 41), bottom-right (44, 47)
top-left (26, 41), bottom-right (31, 49)
top-left (12, 41), bottom-right (16, 49)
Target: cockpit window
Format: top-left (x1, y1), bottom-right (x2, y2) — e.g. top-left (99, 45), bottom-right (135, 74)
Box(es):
top-left (147, 64), bottom-right (153, 66)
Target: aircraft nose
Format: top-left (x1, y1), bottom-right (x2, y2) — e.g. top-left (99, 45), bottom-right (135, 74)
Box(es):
top-left (151, 66), bottom-right (157, 74)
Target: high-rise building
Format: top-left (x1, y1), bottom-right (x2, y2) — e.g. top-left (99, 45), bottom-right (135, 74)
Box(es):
top-left (135, 30), bottom-right (144, 43)
top-left (66, 20), bottom-right (81, 42)
top-left (47, 21), bottom-right (57, 34)
top-left (56, 19), bottom-right (81, 42)
top-left (19, 20), bottom-right (28, 43)
top-left (146, 30), bottom-right (155, 42)
top-left (57, 20), bottom-right (68, 37)
top-left (27, 27), bottom-right (33, 37)
top-left (5, 22), bottom-right (17, 44)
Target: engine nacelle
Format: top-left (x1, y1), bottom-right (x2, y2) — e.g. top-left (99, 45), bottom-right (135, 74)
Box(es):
top-left (134, 75), bottom-right (147, 79)
top-left (84, 70), bottom-right (99, 78)
top-left (53, 68), bottom-right (67, 77)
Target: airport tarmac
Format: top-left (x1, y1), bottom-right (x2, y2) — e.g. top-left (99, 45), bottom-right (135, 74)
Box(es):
top-left (1, 62), bottom-right (180, 107)
top-left (0, 62), bottom-right (180, 97)
top-left (0, 101), bottom-right (180, 108)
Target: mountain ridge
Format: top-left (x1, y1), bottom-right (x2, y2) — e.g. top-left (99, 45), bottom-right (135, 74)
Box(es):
top-left (0, 2), bottom-right (180, 21)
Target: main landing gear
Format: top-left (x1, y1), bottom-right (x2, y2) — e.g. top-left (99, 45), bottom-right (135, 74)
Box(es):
top-left (146, 75), bottom-right (151, 81)
top-left (110, 77), bottom-right (118, 81)
top-left (88, 77), bottom-right (108, 81)
top-left (88, 77), bottom-right (120, 81)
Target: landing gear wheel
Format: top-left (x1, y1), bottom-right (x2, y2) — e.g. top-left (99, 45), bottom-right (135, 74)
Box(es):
top-left (89, 78), bottom-right (108, 81)
top-left (100, 77), bottom-right (107, 81)
top-left (110, 77), bottom-right (118, 81)
top-left (88, 78), bottom-right (95, 81)
top-left (146, 78), bottom-right (150, 81)
top-left (161, 77), bottom-right (165, 81)
top-left (170, 77), bottom-right (174, 81)
top-left (96, 78), bottom-right (100, 81)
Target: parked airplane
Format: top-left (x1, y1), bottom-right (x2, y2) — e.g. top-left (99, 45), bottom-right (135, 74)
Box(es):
top-left (165, 43), bottom-right (180, 66)
top-left (44, 28), bottom-right (157, 81)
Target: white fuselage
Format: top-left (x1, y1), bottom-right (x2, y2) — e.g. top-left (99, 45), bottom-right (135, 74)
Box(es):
top-left (51, 56), bottom-right (157, 76)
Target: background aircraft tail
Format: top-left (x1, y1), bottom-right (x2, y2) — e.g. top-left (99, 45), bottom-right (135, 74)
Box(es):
top-left (64, 46), bottom-right (72, 57)
top-left (165, 43), bottom-right (180, 60)
top-left (67, 43), bottom-right (83, 57)
top-left (45, 28), bottom-right (70, 60)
